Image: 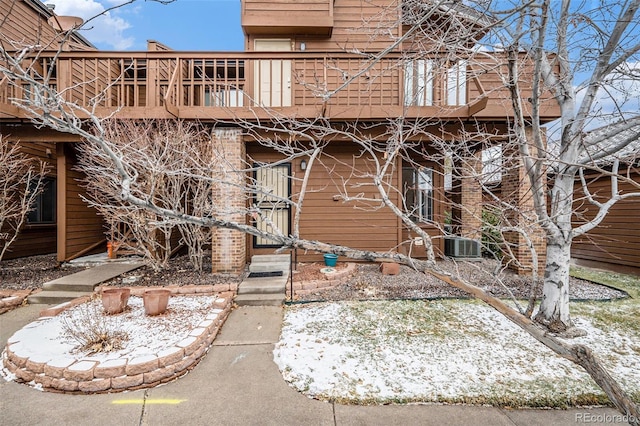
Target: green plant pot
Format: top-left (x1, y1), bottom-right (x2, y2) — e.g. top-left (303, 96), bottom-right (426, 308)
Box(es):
top-left (323, 253), bottom-right (338, 267)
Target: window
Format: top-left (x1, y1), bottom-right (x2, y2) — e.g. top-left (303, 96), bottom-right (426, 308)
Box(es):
top-left (404, 59), bottom-right (434, 106)
top-left (446, 61), bottom-right (467, 105)
top-left (204, 87), bottom-right (244, 107)
top-left (27, 178), bottom-right (56, 224)
top-left (403, 166), bottom-right (433, 222)
top-left (22, 83), bottom-right (57, 102)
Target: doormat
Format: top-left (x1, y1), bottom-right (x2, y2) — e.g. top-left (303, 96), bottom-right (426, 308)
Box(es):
top-left (247, 271), bottom-right (284, 278)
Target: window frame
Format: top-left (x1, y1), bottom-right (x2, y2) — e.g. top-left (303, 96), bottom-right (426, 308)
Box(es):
top-left (404, 59), bottom-right (434, 107)
top-left (27, 177), bottom-right (56, 225)
top-left (402, 166), bottom-right (434, 223)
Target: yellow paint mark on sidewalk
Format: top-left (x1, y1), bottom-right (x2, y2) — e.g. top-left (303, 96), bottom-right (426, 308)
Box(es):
top-left (113, 399), bottom-right (187, 405)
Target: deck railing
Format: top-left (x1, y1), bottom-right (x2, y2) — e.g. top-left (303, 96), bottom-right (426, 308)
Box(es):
top-left (1, 51), bottom-right (488, 119)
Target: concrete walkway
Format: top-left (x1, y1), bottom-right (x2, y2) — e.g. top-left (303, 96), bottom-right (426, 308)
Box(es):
top-left (28, 261), bottom-right (144, 304)
top-left (0, 304), bottom-right (623, 425)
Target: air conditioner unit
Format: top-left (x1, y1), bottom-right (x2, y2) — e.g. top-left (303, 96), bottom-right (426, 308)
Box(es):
top-left (444, 237), bottom-right (481, 259)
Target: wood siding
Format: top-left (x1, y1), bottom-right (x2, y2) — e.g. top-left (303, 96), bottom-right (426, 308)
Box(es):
top-left (1, 0), bottom-right (59, 49)
top-left (572, 172), bottom-right (640, 271)
top-left (0, 138), bottom-right (57, 259)
top-left (245, 0), bottom-right (398, 51)
top-left (0, 0), bottom-right (94, 51)
top-left (242, 0), bottom-right (333, 36)
top-left (247, 141), bottom-right (445, 262)
top-left (57, 143), bottom-right (105, 262)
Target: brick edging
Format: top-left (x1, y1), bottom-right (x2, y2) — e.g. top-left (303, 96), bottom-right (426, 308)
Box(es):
top-left (2, 290), bottom-right (234, 394)
top-left (287, 263), bottom-right (357, 298)
top-left (0, 290), bottom-right (33, 315)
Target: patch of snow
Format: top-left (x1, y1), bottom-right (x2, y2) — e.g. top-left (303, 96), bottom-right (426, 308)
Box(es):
top-left (0, 295), bottom-right (219, 385)
top-left (274, 301), bottom-right (639, 404)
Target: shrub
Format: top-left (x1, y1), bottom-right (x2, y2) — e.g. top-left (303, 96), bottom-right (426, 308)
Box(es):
top-left (482, 208), bottom-right (503, 259)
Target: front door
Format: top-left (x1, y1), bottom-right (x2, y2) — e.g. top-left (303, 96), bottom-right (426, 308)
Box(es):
top-left (254, 39), bottom-right (292, 107)
top-left (253, 164), bottom-right (291, 248)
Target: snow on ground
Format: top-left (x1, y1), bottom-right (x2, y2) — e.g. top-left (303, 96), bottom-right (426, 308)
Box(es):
top-left (1, 296), bottom-right (220, 382)
top-left (273, 300), bottom-right (640, 406)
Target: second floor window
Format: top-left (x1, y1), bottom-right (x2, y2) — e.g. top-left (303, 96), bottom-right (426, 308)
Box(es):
top-left (404, 60), bottom-right (467, 106)
top-left (404, 59), bottom-right (434, 107)
top-left (446, 61), bottom-right (467, 106)
top-left (402, 166), bottom-right (433, 222)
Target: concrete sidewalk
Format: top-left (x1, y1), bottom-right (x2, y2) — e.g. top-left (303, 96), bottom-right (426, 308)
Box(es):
top-left (0, 304), bottom-right (623, 426)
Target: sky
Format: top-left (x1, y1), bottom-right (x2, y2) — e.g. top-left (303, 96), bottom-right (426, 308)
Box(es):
top-left (49, 0), bottom-right (245, 51)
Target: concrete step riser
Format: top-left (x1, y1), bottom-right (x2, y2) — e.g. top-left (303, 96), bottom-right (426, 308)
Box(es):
top-left (249, 263), bottom-right (290, 273)
top-left (235, 296), bottom-right (284, 307)
top-left (238, 285), bottom-right (286, 295)
top-left (43, 282), bottom-right (96, 292)
top-left (250, 255), bottom-right (291, 263)
top-left (28, 292), bottom-right (92, 305)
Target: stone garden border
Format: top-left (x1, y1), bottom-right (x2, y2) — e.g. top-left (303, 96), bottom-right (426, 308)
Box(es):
top-left (2, 288), bottom-right (235, 394)
top-left (287, 262), bottom-right (357, 299)
top-left (0, 290), bottom-right (32, 315)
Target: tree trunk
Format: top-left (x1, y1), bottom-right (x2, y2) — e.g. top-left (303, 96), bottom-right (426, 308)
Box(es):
top-left (535, 239), bottom-right (572, 332)
top-left (426, 268), bottom-right (639, 425)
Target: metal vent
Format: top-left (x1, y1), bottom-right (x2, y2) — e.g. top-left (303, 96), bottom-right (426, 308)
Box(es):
top-left (444, 237), bottom-right (481, 258)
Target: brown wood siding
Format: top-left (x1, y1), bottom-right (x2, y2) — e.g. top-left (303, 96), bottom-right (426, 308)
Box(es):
top-left (0, 0), bottom-right (59, 49)
top-left (60, 143), bottom-right (105, 261)
top-left (469, 53), bottom-right (559, 120)
top-left (0, 138), bottom-right (57, 259)
top-left (247, 141), bottom-right (445, 262)
top-left (0, 0), bottom-right (94, 51)
top-left (242, 0), bottom-right (333, 36)
top-left (572, 172), bottom-right (640, 270)
top-left (246, 0), bottom-right (399, 52)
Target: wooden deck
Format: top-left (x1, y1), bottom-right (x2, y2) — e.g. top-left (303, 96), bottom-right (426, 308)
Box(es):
top-left (1, 51), bottom-right (559, 122)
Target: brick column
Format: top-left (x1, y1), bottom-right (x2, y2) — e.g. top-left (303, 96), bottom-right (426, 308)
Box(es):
top-left (211, 128), bottom-right (246, 274)
top-left (459, 150), bottom-right (483, 240)
top-left (501, 130), bottom-right (546, 276)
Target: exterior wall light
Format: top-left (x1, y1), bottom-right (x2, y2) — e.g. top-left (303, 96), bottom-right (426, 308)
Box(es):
top-left (300, 159), bottom-right (307, 170)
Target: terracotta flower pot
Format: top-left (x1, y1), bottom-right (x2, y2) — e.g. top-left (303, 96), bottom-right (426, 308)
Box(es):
top-left (101, 287), bottom-right (130, 315)
top-left (142, 289), bottom-right (171, 316)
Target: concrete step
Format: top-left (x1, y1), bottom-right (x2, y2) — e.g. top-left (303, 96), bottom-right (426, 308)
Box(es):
top-left (249, 262), bottom-right (290, 273)
top-left (28, 290), bottom-right (93, 305)
top-left (250, 254), bottom-right (291, 264)
top-left (29, 261), bottom-right (144, 305)
top-left (43, 281), bottom-right (96, 292)
top-left (42, 262), bottom-right (143, 287)
top-left (238, 277), bottom-right (287, 295)
top-left (235, 293), bottom-right (285, 306)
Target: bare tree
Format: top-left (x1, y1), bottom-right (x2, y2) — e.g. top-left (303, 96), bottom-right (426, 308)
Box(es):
top-left (77, 119), bottom-right (220, 271)
top-left (0, 136), bottom-right (47, 261)
top-left (1, 0), bottom-right (639, 422)
top-left (491, 0), bottom-right (640, 332)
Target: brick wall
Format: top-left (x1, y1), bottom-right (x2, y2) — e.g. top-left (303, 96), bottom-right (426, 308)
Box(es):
top-left (211, 128), bottom-right (246, 274)
top-left (460, 150), bottom-right (483, 240)
top-left (500, 132), bottom-right (546, 276)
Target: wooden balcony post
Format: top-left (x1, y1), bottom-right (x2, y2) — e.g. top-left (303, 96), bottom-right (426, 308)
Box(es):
top-left (147, 58), bottom-right (158, 107)
top-left (57, 58), bottom-right (71, 103)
